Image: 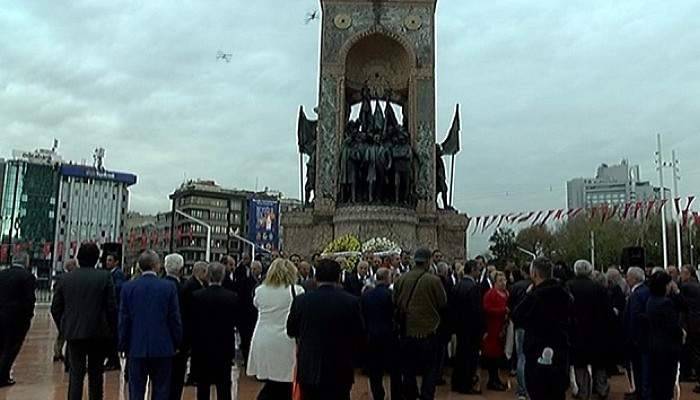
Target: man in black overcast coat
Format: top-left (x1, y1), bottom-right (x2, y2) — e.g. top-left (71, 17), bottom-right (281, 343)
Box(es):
top-left (0, 251), bottom-right (36, 387)
top-left (287, 259), bottom-right (365, 400)
top-left (51, 243), bottom-right (117, 400)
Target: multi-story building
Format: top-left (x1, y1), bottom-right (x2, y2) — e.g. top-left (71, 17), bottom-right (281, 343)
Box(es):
top-left (567, 159), bottom-right (670, 209)
top-left (123, 211), bottom-right (171, 274)
top-left (168, 180), bottom-right (278, 270)
top-left (0, 145), bottom-right (137, 276)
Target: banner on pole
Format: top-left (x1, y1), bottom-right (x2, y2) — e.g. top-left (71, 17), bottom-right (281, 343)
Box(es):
top-left (247, 199), bottom-right (281, 252)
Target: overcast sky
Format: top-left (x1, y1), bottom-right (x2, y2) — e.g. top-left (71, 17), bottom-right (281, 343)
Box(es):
top-left (1, 0), bottom-right (698, 253)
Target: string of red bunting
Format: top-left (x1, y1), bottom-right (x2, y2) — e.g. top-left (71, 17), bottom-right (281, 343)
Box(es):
top-left (468, 196), bottom-right (698, 235)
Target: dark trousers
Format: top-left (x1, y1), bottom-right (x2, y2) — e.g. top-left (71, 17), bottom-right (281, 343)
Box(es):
top-left (257, 380), bottom-right (291, 400)
top-left (0, 321), bottom-right (29, 382)
top-left (238, 319), bottom-right (255, 363)
top-left (400, 334), bottom-right (440, 400)
top-left (169, 352), bottom-right (187, 400)
top-left (631, 350), bottom-right (650, 400)
top-left (687, 333), bottom-right (700, 383)
top-left (524, 355), bottom-right (568, 400)
top-left (482, 357), bottom-right (502, 386)
top-left (649, 352), bottom-right (678, 400)
top-left (301, 383), bottom-right (351, 400)
top-left (67, 339), bottom-right (107, 400)
top-left (196, 382), bottom-right (232, 400)
top-left (367, 336), bottom-right (402, 400)
top-left (128, 357), bottom-right (173, 400)
top-left (451, 333), bottom-right (479, 392)
top-left (104, 338), bottom-right (120, 368)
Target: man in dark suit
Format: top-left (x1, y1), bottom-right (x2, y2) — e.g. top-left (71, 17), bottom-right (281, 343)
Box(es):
top-left (232, 254), bottom-right (256, 364)
top-left (119, 250), bottom-right (182, 400)
top-left (182, 261), bottom-right (208, 387)
top-left (0, 251), bottom-right (36, 387)
top-left (163, 253), bottom-right (186, 400)
top-left (51, 243), bottom-right (117, 400)
top-left (680, 265), bottom-right (700, 392)
top-left (623, 266), bottom-right (651, 400)
top-left (104, 252), bottom-right (126, 371)
top-left (450, 259), bottom-right (484, 394)
top-left (343, 260), bottom-right (370, 297)
top-left (221, 256), bottom-right (236, 292)
top-left (53, 258), bottom-right (77, 367)
top-left (567, 260), bottom-right (612, 399)
top-left (361, 267), bottom-right (401, 400)
top-left (190, 262), bottom-right (238, 400)
top-left (512, 257), bottom-right (572, 400)
top-left (287, 259), bottom-right (365, 400)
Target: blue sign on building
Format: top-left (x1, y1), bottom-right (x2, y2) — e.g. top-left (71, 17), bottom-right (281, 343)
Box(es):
top-left (247, 199), bottom-right (280, 252)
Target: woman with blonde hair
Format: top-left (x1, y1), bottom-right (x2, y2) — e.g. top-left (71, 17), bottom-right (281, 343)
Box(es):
top-left (247, 258), bottom-right (304, 400)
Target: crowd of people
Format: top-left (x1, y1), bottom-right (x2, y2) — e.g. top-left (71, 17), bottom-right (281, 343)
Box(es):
top-left (0, 243), bottom-right (698, 400)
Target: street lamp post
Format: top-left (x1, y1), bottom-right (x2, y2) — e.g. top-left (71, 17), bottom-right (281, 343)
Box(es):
top-left (175, 209), bottom-right (211, 262)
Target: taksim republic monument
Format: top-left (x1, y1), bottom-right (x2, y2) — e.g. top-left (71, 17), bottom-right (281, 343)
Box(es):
top-left (283, 0), bottom-right (469, 260)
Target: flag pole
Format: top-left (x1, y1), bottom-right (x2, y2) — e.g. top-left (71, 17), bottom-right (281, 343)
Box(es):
top-left (449, 154), bottom-right (456, 207)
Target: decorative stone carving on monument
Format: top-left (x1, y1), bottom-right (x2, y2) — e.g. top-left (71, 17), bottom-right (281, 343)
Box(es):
top-left (285, 0), bottom-right (469, 261)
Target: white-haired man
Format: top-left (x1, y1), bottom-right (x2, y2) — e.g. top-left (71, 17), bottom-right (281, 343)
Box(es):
top-left (163, 253), bottom-right (186, 400)
top-left (567, 260), bottom-right (611, 400)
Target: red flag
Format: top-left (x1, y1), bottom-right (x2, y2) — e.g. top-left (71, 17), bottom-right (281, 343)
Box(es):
top-left (656, 199), bottom-right (668, 215)
top-left (567, 208), bottom-right (583, 219)
top-left (621, 203), bottom-right (632, 220)
top-left (645, 200), bottom-right (657, 218)
top-left (590, 206), bottom-right (598, 220)
top-left (682, 210), bottom-right (689, 227)
top-left (57, 242), bottom-right (64, 257)
top-left (531, 211), bottom-right (543, 226)
top-left (140, 233), bottom-right (147, 249)
top-left (188, 225), bottom-right (194, 242)
top-left (471, 217), bottom-right (482, 235)
top-left (633, 202), bottom-right (643, 219)
top-left (151, 230), bottom-right (158, 245)
top-left (517, 212), bottom-right (534, 223)
top-left (673, 197), bottom-right (682, 215)
top-left (496, 214), bottom-right (507, 228)
top-left (70, 241), bottom-right (77, 257)
top-left (694, 212), bottom-right (700, 227)
top-left (553, 209), bottom-right (564, 221)
top-left (176, 227), bottom-right (183, 241)
top-left (0, 244), bottom-right (8, 262)
top-left (539, 210), bottom-right (555, 226)
top-left (684, 196), bottom-right (696, 213)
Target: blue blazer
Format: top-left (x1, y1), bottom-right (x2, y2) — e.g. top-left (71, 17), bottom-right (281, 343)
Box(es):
top-left (118, 274), bottom-right (182, 358)
top-left (623, 284), bottom-right (650, 349)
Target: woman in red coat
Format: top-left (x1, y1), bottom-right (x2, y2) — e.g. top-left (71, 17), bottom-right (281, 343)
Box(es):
top-left (482, 271), bottom-right (509, 391)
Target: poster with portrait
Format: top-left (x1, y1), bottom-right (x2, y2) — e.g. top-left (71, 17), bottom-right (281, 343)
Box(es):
top-left (247, 199), bottom-right (280, 252)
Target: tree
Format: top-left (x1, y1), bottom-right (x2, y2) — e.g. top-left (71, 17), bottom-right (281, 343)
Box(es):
top-left (516, 225), bottom-right (555, 259)
top-left (489, 228), bottom-right (518, 267)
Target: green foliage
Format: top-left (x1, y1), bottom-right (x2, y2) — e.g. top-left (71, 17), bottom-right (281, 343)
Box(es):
top-left (488, 228), bottom-right (518, 267)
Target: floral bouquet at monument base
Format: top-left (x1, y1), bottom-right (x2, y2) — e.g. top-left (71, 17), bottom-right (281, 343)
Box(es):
top-left (322, 234), bottom-right (361, 270)
top-left (362, 237), bottom-right (401, 256)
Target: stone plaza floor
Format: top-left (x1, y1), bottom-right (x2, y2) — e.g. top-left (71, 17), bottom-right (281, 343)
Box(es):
top-left (1, 307), bottom-right (696, 400)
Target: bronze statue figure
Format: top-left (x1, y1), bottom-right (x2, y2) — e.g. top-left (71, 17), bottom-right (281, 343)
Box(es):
top-left (435, 144), bottom-right (451, 209)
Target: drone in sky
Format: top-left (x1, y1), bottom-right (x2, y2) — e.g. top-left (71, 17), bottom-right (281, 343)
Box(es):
top-left (216, 50), bottom-right (233, 63)
top-left (305, 9), bottom-right (319, 24)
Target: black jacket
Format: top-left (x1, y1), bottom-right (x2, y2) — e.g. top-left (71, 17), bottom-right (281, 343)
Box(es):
top-left (0, 266), bottom-right (36, 326)
top-left (513, 279), bottom-right (572, 365)
top-left (449, 276), bottom-right (483, 338)
top-left (51, 267), bottom-right (117, 341)
top-left (343, 272), bottom-right (367, 297)
top-left (360, 283), bottom-right (393, 339)
top-left (181, 276), bottom-right (206, 347)
top-left (566, 276), bottom-right (612, 366)
top-left (287, 285), bottom-right (365, 387)
top-left (647, 295), bottom-right (683, 358)
top-left (190, 286), bottom-right (239, 383)
top-left (681, 280), bottom-right (700, 334)
top-left (508, 279), bottom-right (531, 329)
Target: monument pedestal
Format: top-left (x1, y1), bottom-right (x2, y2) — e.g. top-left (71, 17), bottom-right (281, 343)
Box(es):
top-left (282, 206), bottom-right (468, 262)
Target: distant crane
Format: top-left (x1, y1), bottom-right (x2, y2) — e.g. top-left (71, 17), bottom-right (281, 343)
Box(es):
top-left (216, 50), bottom-right (232, 63)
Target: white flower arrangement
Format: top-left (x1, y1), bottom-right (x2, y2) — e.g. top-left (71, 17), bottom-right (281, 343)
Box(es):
top-left (362, 237), bottom-right (401, 254)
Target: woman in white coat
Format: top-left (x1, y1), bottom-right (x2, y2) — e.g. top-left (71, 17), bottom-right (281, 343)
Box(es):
top-left (247, 258), bottom-right (305, 400)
